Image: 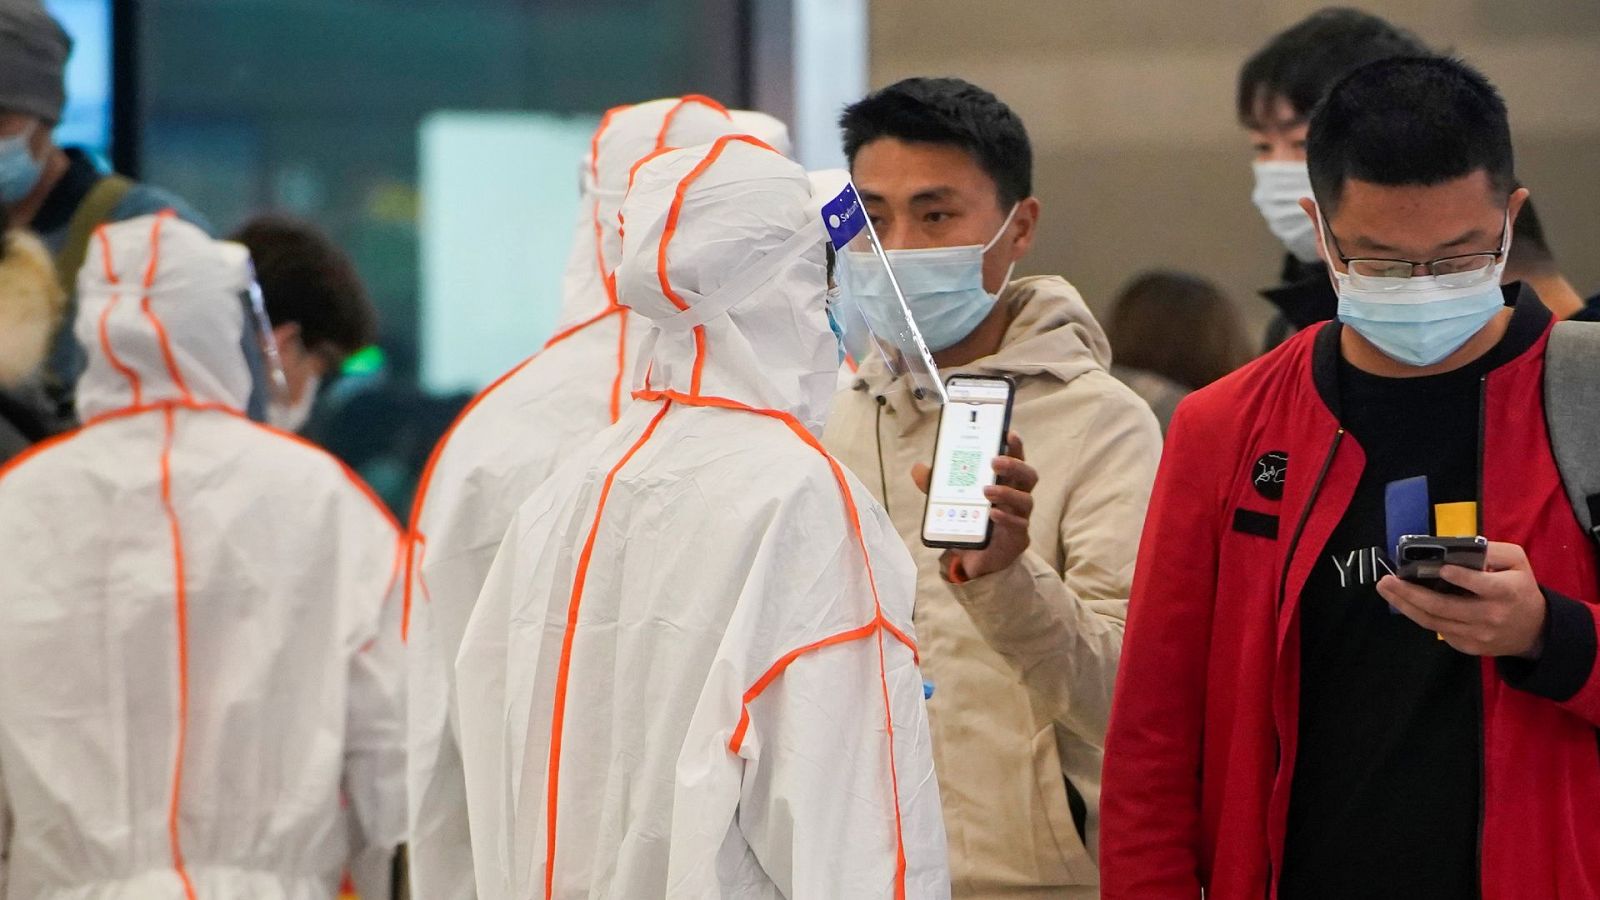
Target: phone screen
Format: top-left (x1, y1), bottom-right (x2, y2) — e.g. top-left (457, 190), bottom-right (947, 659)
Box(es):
top-left (922, 377), bottom-right (1013, 547)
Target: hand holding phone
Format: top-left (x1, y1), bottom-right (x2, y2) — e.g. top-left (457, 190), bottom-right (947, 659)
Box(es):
top-left (921, 375), bottom-right (1017, 550)
top-left (1378, 540), bottom-right (1548, 659)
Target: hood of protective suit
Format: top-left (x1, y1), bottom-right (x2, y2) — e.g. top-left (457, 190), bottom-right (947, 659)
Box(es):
top-left (74, 213), bottom-right (254, 421)
top-left (554, 96), bottom-right (793, 327)
top-left (615, 136), bottom-right (835, 433)
top-left (0, 227), bottom-right (64, 388)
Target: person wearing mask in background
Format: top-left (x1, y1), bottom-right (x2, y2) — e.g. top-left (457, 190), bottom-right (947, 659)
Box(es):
top-left (230, 213), bottom-right (380, 432)
top-left (0, 208), bottom-right (63, 461)
top-left (404, 95), bottom-right (789, 900)
top-left (1105, 269), bottom-right (1252, 432)
top-left (1103, 57), bottom-right (1600, 899)
top-left (1503, 194), bottom-right (1600, 322)
top-left (828, 77), bottom-right (1162, 898)
top-left (456, 137), bottom-right (947, 899)
top-left (1, 0), bottom-right (212, 422)
top-left (1242, 8), bottom-right (1430, 351)
top-left (0, 213), bottom-right (405, 898)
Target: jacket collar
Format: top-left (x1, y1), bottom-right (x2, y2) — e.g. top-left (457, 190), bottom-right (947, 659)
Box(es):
top-left (1311, 281), bottom-right (1554, 420)
top-left (1260, 255), bottom-right (1338, 333)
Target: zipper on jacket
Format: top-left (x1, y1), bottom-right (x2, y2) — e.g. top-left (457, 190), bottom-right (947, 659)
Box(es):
top-left (1473, 375), bottom-right (1487, 900)
top-left (1266, 426), bottom-right (1345, 898)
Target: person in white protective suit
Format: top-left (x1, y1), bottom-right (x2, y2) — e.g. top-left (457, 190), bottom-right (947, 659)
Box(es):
top-left (0, 212), bottom-right (405, 899)
top-left (455, 135), bottom-right (949, 900)
top-left (403, 95), bottom-right (792, 899)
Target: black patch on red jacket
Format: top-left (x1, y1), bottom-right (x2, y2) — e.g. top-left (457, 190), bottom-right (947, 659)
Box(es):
top-left (1232, 508), bottom-right (1280, 539)
top-left (1252, 451), bottom-right (1288, 500)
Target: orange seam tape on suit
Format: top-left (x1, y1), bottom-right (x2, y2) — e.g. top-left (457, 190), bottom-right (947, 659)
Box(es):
top-left (650, 134), bottom-right (778, 398)
top-left (542, 401), bottom-right (674, 899)
top-left (158, 406), bottom-right (198, 900)
top-left (542, 138), bottom-right (911, 897)
top-left (91, 230), bottom-right (143, 405)
top-left (400, 304), bottom-right (621, 640)
top-left (401, 102), bottom-right (643, 641)
top-left (138, 212), bottom-right (192, 403)
top-left (635, 387), bottom-right (914, 899)
top-left (94, 217), bottom-right (198, 898)
top-left (653, 94), bottom-right (730, 150)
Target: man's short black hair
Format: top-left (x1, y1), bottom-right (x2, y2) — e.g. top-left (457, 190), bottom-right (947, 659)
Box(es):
top-left (230, 214), bottom-right (377, 358)
top-left (1306, 56), bottom-right (1516, 213)
top-left (839, 77), bottom-right (1032, 207)
top-left (1238, 8), bottom-right (1430, 129)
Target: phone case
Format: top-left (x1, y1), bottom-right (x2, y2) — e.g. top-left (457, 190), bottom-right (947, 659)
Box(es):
top-left (1396, 534), bottom-right (1488, 593)
top-left (920, 375), bottom-right (1017, 551)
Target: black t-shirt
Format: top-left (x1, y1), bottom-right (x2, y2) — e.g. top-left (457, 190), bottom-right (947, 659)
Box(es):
top-left (1279, 317), bottom-right (1538, 899)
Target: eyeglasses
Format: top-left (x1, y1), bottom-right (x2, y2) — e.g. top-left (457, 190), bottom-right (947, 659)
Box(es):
top-left (1321, 209), bottom-right (1511, 291)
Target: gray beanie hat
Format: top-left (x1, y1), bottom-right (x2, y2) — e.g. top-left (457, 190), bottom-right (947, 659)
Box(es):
top-left (0, 0), bottom-right (71, 123)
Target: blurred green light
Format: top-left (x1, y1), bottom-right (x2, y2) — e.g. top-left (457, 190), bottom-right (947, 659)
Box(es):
top-left (342, 345), bottom-right (386, 377)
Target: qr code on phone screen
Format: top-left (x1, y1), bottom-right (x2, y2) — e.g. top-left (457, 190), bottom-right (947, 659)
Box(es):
top-left (949, 450), bottom-right (982, 487)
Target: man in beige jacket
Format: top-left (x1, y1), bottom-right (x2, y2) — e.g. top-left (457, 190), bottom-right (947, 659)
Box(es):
top-left (827, 77), bottom-right (1163, 898)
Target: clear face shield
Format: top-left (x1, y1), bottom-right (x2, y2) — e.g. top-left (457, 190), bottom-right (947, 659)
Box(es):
top-left (241, 275), bottom-right (290, 404)
top-left (819, 178), bottom-right (947, 405)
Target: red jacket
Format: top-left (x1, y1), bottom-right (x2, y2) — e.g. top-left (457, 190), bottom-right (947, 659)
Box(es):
top-left (1102, 293), bottom-right (1600, 899)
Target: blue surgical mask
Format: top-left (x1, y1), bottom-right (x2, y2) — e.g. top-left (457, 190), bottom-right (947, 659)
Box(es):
top-left (0, 127), bottom-right (42, 204)
top-left (1251, 161), bottom-right (1320, 264)
top-left (1324, 212), bottom-right (1510, 367)
top-left (846, 204), bottom-right (1019, 352)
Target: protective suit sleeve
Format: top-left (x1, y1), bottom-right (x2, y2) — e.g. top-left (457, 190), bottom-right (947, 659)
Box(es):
top-left (455, 525), bottom-right (520, 900)
top-left (948, 379), bottom-right (1160, 745)
top-left (1, 749), bottom-right (10, 895)
top-left (406, 460), bottom-right (505, 900)
top-left (735, 629), bottom-right (948, 898)
top-left (1098, 398), bottom-right (1220, 899)
top-left (344, 534), bottom-right (408, 900)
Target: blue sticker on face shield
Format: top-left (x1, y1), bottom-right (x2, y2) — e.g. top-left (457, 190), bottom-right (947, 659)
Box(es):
top-left (822, 182), bottom-right (867, 248)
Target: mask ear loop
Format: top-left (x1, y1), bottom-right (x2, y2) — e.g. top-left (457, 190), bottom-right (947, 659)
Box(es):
top-left (982, 202), bottom-right (1022, 254)
top-left (981, 203), bottom-right (1023, 298)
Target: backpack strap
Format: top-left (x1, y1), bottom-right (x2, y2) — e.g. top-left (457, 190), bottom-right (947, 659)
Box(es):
top-left (1545, 320), bottom-right (1600, 546)
top-left (52, 173), bottom-right (134, 295)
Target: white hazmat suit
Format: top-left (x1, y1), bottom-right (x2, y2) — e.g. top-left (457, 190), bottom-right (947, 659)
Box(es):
top-left (0, 213), bottom-right (405, 899)
top-left (455, 136), bottom-right (949, 899)
top-left (404, 96), bottom-right (792, 899)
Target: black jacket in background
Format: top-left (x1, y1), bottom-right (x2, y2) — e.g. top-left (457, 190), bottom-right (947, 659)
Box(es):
top-left (1261, 254), bottom-right (1338, 353)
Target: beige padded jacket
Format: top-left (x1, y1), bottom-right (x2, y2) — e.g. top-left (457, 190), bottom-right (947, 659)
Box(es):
top-left (824, 275), bottom-right (1163, 898)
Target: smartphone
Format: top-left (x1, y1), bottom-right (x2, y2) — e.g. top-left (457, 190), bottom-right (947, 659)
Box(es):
top-left (921, 374), bottom-right (1017, 550)
top-left (1396, 534), bottom-right (1488, 593)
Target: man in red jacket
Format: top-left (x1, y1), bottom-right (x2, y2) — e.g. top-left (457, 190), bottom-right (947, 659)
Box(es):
top-left (1102, 55), bottom-right (1600, 900)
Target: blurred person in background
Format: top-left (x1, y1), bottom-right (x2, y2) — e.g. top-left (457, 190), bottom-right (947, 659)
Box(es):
top-left (405, 95), bottom-right (790, 900)
top-left (0, 213), bottom-right (404, 898)
top-left (829, 76), bottom-right (1162, 898)
top-left (1241, 8), bottom-right (1430, 351)
top-left (1106, 269), bottom-right (1252, 432)
top-left (231, 212), bottom-right (379, 432)
top-left (0, 0), bottom-right (211, 416)
top-left (457, 137), bottom-right (947, 899)
top-left (1503, 194), bottom-right (1600, 322)
top-left (0, 206), bottom-right (63, 462)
